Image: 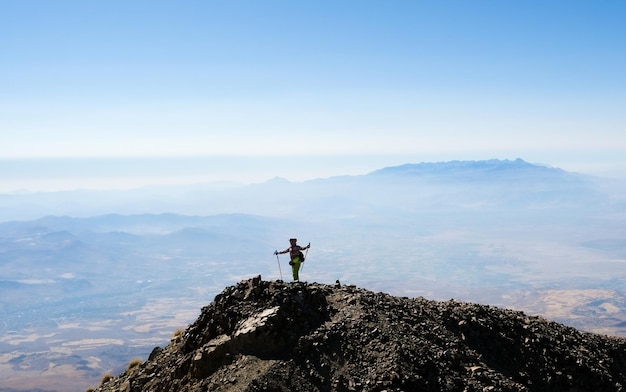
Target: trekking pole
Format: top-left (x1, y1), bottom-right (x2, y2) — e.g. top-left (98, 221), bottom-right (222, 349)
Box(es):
top-left (301, 247), bottom-right (310, 272)
top-left (275, 252), bottom-right (283, 281)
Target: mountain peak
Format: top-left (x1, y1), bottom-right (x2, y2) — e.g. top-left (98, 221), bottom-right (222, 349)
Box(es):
top-left (93, 277), bottom-right (626, 392)
top-left (367, 158), bottom-right (566, 178)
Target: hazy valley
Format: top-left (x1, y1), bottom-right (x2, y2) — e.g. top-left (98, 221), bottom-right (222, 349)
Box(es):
top-left (1, 159), bottom-right (626, 391)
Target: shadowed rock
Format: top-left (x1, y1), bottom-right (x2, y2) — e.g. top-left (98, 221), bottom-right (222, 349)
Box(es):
top-left (93, 276), bottom-right (626, 392)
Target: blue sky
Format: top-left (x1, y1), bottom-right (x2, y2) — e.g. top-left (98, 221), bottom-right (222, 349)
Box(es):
top-left (2, 1), bottom-right (626, 190)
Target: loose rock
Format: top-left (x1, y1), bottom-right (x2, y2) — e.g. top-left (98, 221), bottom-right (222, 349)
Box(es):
top-left (92, 276), bottom-right (626, 392)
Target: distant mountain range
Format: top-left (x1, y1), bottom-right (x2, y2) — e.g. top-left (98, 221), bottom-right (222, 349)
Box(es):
top-left (370, 158), bottom-right (566, 177)
top-left (0, 159), bottom-right (609, 221)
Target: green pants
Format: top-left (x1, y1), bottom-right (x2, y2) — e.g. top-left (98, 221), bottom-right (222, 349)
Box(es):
top-left (291, 256), bottom-right (301, 281)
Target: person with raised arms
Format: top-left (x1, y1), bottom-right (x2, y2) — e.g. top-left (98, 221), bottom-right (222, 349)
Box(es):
top-left (274, 238), bottom-right (310, 282)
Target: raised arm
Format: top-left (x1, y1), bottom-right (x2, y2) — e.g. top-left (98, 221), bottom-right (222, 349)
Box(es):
top-left (275, 247), bottom-right (290, 255)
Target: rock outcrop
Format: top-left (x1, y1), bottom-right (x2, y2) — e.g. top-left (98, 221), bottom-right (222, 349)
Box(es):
top-left (93, 276), bottom-right (626, 391)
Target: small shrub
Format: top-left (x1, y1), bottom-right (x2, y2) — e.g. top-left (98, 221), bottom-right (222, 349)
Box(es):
top-left (172, 328), bottom-right (185, 342)
top-left (127, 358), bottom-right (142, 371)
top-left (100, 372), bottom-right (113, 386)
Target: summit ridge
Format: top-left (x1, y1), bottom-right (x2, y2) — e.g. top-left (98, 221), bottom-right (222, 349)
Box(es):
top-left (93, 277), bottom-right (626, 392)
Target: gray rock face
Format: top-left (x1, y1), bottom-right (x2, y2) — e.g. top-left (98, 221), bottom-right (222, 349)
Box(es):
top-left (94, 277), bottom-right (626, 392)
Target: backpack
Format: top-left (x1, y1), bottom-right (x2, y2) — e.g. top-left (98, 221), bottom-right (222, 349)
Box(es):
top-left (298, 251), bottom-right (305, 262)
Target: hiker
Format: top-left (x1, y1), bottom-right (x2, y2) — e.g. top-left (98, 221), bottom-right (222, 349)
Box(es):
top-left (274, 238), bottom-right (310, 282)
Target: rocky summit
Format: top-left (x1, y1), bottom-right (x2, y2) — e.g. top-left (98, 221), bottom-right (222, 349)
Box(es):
top-left (93, 277), bottom-right (626, 392)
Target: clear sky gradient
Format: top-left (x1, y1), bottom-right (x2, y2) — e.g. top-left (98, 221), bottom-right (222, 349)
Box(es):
top-left (2, 1), bottom-right (625, 190)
